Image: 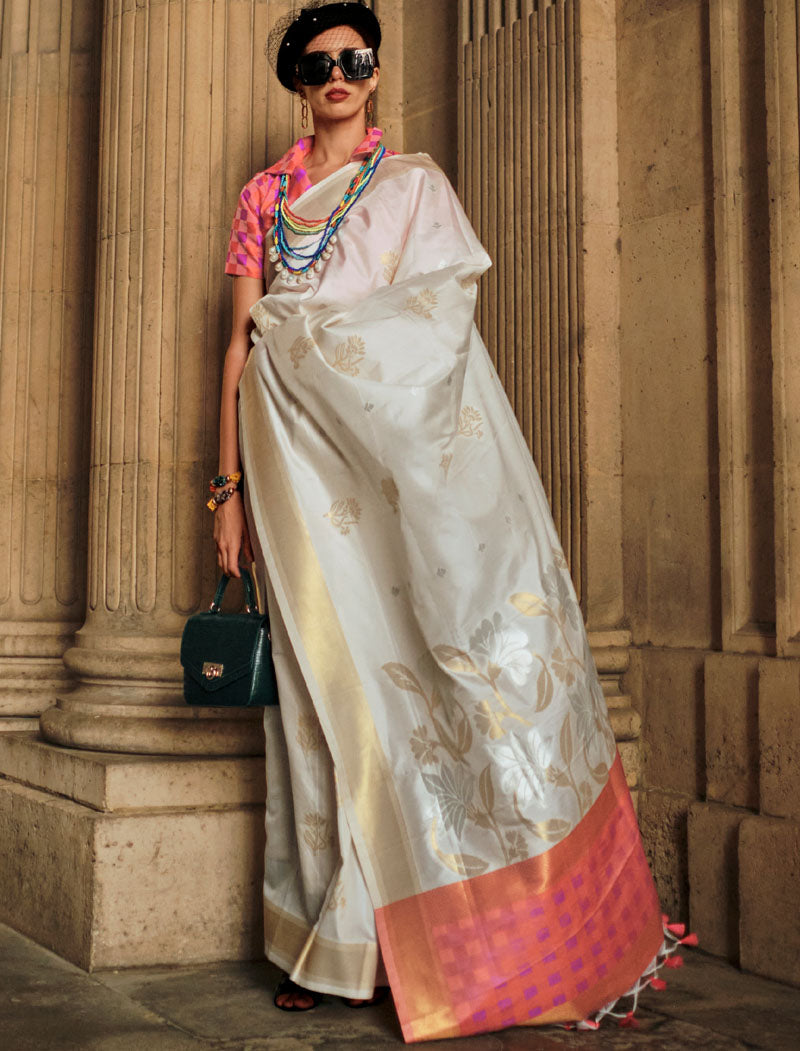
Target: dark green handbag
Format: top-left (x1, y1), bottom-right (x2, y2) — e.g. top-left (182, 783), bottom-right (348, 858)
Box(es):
top-left (180, 569), bottom-right (279, 707)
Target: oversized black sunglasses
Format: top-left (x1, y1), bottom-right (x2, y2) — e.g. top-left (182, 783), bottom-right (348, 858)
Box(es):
top-left (295, 47), bottom-right (376, 86)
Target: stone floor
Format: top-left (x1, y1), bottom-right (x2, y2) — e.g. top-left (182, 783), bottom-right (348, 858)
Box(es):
top-left (1, 924), bottom-right (799, 1050)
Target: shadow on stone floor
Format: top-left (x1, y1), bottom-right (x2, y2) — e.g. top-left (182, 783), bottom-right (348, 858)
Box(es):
top-left (1, 924), bottom-right (798, 1050)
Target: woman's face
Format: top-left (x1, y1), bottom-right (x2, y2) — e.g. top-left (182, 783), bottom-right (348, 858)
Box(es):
top-left (297, 25), bottom-right (379, 124)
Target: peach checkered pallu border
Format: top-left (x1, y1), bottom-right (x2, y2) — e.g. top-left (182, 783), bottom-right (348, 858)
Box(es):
top-left (376, 754), bottom-right (667, 1042)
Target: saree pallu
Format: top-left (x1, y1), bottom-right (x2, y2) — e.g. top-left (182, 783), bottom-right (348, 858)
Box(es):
top-left (239, 153), bottom-right (669, 1041)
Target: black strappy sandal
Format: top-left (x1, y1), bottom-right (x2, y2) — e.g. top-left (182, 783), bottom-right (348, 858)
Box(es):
top-left (341, 986), bottom-right (390, 1009)
top-left (273, 974), bottom-right (323, 1012)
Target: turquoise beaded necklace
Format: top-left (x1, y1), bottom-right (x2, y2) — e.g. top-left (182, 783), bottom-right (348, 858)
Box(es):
top-left (269, 144), bottom-right (386, 283)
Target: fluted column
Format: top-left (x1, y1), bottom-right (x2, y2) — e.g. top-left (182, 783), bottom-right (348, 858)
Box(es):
top-left (0, 0), bottom-right (99, 722)
top-left (41, 0), bottom-right (270, 755)
top-left (456, 1), bottom-right (629, 647)
top-left (766, 0), bottom-right (800, 660)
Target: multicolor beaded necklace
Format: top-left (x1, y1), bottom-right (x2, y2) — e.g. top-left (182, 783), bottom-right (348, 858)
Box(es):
top-left (269, 144), bottom-right (386, 283)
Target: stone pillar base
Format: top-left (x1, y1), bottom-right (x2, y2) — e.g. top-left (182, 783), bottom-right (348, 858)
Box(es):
top-left (0, 718), bottom-right (40, 733)
top-left (0, 652), bottom-right (77, 720)
top-left (589, 629), bottom-right (642, 791)
top-left (0, 733), bottom-right (266, 971)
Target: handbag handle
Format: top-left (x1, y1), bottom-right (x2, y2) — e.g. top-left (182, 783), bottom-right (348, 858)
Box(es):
top-left (209, 568), bottom-right (259, 614)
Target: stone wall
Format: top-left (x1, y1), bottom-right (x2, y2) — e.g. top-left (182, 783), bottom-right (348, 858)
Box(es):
top-left (618, 0), bottom-right (800, 986)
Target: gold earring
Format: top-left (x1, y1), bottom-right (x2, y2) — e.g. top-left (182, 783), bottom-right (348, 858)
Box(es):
top-left (300, 94), bottom-right (308, 129)
top-left (366, 93), bottom-right (374, 126)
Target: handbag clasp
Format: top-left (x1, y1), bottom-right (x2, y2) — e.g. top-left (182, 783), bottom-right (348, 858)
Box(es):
top-left (202, 661), bottom-right (224, 680)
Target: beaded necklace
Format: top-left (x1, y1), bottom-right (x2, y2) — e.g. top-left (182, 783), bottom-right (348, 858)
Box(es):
top-left (269, 144), bottom-right (386, 283)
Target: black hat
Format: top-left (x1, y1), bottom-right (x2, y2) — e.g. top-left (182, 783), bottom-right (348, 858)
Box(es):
top-left (272, 2), bottom-right (382, 93)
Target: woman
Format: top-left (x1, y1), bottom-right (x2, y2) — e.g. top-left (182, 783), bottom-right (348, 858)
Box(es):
top-left (213, 1), bottom-right (692, 1040)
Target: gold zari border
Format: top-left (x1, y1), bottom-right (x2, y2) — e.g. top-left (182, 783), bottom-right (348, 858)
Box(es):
top-left (264, 899), bottom-right (379, 998)
top-left (239, 366), bottom-right (420, 904)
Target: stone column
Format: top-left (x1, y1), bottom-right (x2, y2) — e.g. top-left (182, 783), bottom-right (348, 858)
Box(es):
top-left (1, 0), bottom-right (272, 970)
top-left (0, 0), bottom-right (99, 727)
top-left (455, 0), bottom-right (638, 784)
top-left (572, 0), bottom-right (633, 726)
top-left (40, 0), bottom-right (271, 756)
top-left (739, 0), bottom-right (800, 987)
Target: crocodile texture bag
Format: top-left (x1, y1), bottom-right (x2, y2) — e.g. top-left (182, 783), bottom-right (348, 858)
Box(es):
top-left (180, 569), bottom-right (278, 707)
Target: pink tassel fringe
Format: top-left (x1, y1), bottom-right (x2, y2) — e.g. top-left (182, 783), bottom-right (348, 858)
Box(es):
top-left (563, 916), bottom-right (697, 1031)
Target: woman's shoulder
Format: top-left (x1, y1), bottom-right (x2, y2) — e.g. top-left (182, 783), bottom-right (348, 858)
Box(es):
top-left (235, 137), bottom-right (306, 207)
top-left (372, 153), bottom-right (458, 211)
top-left (377, 151), bottom-right (451, 188)
top-left (235, 168), bottom-right (279, 216)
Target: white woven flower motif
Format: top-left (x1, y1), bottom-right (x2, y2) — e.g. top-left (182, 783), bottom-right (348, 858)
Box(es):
top-left (494, 728), bottom-right (553, 808)
top-left (470, 612), bottom-right (533, 686)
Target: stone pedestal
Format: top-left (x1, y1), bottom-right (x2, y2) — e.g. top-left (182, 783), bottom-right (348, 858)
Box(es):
top-left (688, 801), bottom-right (747, 963)
top-left (739, 814), bottom-right (800, 987)
top-left (0, 732), bottom-right (265, 969)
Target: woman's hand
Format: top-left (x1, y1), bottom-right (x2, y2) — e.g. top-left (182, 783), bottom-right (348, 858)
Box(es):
top-left (213, 492), bottom-right (254, 577)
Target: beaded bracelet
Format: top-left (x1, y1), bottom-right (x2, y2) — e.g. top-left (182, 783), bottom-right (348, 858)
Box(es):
top-left (206, 471), bottom-right (243, 512)
top-left (206, 487), bottom-right (239, 513)
top-left (208, 471), bottom-right (242, 492)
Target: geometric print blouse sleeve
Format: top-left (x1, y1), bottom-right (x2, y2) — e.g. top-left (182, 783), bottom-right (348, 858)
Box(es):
top-left (224, 171), bottom-right (278, 278)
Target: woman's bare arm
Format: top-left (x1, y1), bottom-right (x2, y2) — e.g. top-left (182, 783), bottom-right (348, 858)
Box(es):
top-left (213, 275), bottom-right (265, 577)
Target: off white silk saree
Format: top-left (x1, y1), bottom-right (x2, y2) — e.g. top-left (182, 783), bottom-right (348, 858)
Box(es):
top-left (238, 153), bottom-right (673, 1041)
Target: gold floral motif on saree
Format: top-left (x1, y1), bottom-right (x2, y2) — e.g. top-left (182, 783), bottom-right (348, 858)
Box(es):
top-left (381, 571), bottom-right (615, 878)
top-left (296, 713), bottom-right (324, 753)
top-left (457, 405), bottom-right (484, 438)
top-left (379, 249), bottom-right (400, 284)
top-left (324, 498), bottom-right (362, 535)
top-left (409, 725), bottom-right (441, 765)
top-left (250, 300), bottom-right (277, 334)
top-left (302, 811), bottom-right (335, 853)
top-left (288, 335), bottom-right (314, 369)
top-left (330, 335), bottom-right (366, 376)
top-left (404, 288), bottom-right (438, 318)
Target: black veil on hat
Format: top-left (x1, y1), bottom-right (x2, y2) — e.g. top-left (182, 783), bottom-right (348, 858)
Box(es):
top-left (268, 1), bottom-right (382, 93)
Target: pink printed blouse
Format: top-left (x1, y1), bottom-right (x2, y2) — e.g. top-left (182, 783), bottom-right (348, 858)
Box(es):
top-left (225, 126), bottom-right (395, 279)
